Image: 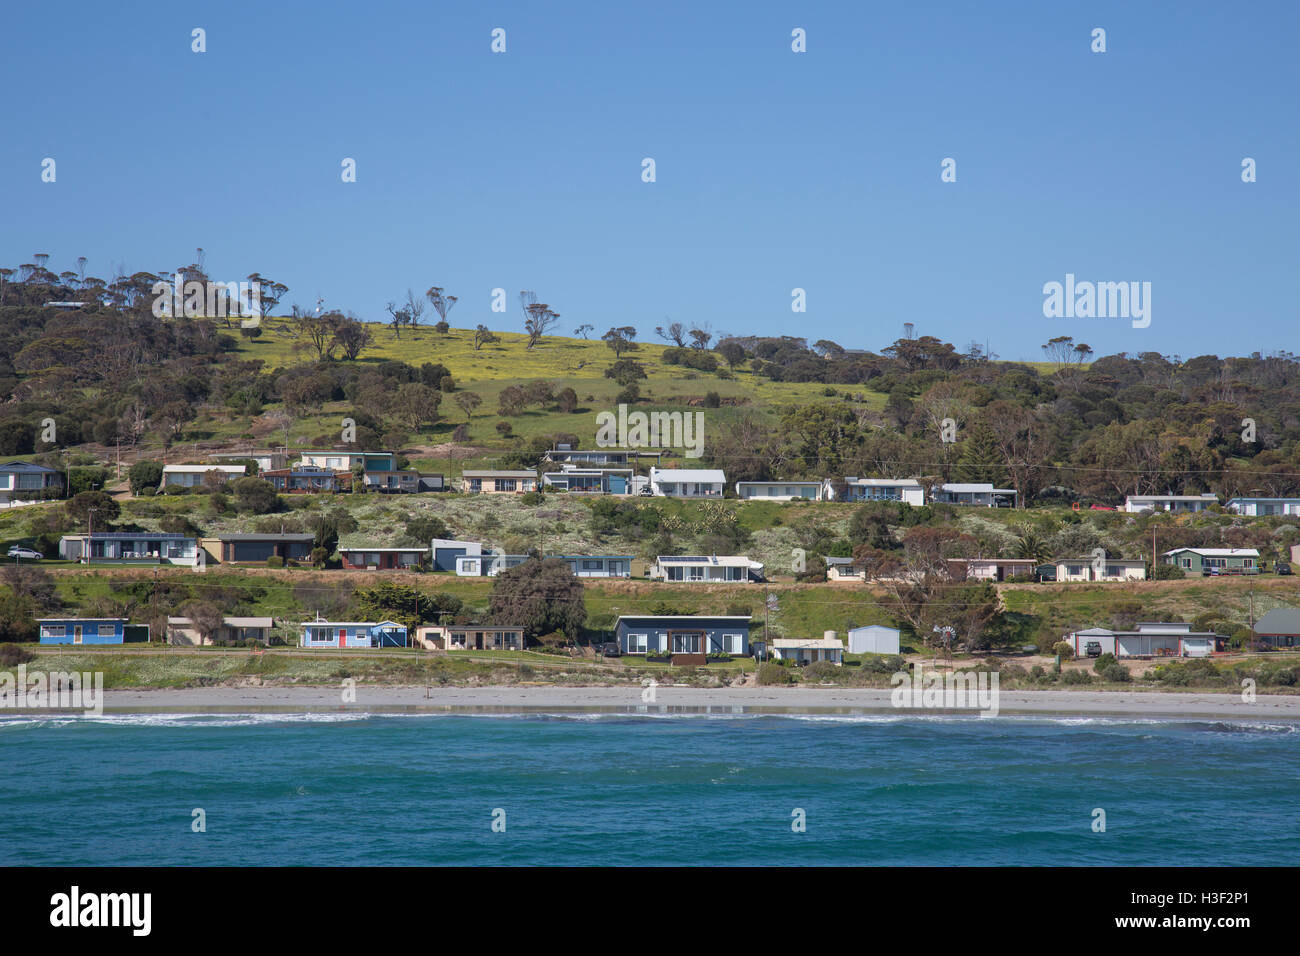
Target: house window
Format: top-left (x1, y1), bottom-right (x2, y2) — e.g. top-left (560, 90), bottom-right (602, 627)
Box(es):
top-left (671, 633), bottom-right (701, 653)
top-left (627, 633), bottom-right (647, 653)
top-left (98, 624), bottom-right (116, 637)
top-left (1066, 565), bottom-right (1083, 576)
top-left (497, 479), bottom-right (517, 492)
top-left (722, 633), bottom-right (743, 654)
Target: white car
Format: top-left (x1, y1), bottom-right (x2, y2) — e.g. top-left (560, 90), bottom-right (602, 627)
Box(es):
top-left (6, 547), bottom-right (43, 560)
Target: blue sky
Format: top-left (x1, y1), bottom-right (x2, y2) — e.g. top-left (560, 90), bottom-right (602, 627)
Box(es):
top-left (2, 1), bottom-right (1296, 361)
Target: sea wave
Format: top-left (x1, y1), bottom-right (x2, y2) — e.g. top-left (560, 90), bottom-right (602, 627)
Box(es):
top-left (0, 709), bottom-right (1295, 733)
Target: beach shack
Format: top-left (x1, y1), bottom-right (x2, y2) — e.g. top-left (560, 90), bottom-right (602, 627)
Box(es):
top-left (299, 619), bottom-right (408, 648)
top-left (38, 618), bottom-right (148, 645)
top-left (59, 532), bottom-right (200, 567)
top-left (339, 546), bottom-right (428, 570)
top-left (1162, 548), bottom-right (1259, 576)
top-left (1061, 622), bottom-right (1220, 659)
top-left (771, 635), bottom-right (844, 665)
top-left (166, 616), bottom-right (274, 646)
top-left (1252, 608), bottom-right (1300, 649)
top-left (416, 624), bottom-right (526, 651)
top-left (615, 614), bottom-right (751, 656)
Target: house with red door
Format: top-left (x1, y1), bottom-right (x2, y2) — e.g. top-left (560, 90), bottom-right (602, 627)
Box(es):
top-left (299, 618), bottom-right (408, 648)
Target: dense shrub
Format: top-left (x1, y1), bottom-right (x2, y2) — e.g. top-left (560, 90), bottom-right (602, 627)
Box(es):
top-left (1093, 652), bottom-right (1117, 673)
top-left (0, 644), bottom-right (35, 664)
top-left (757, 661), bottom-right (794, 685)
top-left (802, 661), bottom-right (842, 682)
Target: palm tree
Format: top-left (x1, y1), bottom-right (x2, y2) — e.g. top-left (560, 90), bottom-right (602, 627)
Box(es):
top-left (1012, 526), bottom-right (1052, 564)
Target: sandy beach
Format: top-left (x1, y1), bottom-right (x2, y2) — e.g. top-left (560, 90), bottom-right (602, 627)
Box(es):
top-left (75, 685), bottom-right (1300, 719)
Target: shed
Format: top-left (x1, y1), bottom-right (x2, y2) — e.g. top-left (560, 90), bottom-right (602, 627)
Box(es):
top-left (847, 625), bottom-right (900, 655)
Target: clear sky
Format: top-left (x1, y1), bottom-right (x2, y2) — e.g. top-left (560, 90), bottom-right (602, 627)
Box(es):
top-left (2, 1), bottom-right (1295, 361)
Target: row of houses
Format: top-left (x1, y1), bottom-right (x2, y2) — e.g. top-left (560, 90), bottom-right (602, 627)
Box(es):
top-left (825, 548), bottom-right (1265, 583)
top-left (39, 607), bottom-right (1300, 659)
top-left (52, 528), bottom-right (1268, 583)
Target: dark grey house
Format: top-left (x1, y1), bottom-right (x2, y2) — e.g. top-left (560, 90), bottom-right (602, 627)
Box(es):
top-left (202, 533), bottom-right (315, 564)
top-left (1253, 608), bottom-right (1300, 648)
top-left (615, 615), bottom-right (752, 656)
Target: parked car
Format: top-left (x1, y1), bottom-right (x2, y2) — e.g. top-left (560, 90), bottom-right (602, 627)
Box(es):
top-left (1084, 641), bottom-right (1103, 658)
top-left (6, 546), bottom-right (43, 560)
top-left (1277, 562), bottom-right (1293, 576)
top-left (1036, 565), bottom-right (1057, 582)
top-left (596, 642), bottom-right (621, 657)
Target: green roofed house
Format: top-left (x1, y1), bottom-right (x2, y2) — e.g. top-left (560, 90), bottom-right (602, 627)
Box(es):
top-left (1253, 608), bottom-right (1300, 649)
top-left (1162, 548), bottom-right (1259, 576)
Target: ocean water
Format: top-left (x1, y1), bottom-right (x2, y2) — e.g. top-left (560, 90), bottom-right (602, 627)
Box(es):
top-left (1, 712), bottom-right (1297, 866)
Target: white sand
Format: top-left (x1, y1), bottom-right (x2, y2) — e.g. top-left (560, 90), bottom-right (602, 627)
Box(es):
top-left (88, 685), bottom-right (1300, 719)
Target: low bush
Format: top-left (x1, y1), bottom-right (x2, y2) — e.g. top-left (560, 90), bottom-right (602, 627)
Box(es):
top-left (757, 661), bottom-right (794, 685)
top-left (0, 644), bottom-right (35, 666)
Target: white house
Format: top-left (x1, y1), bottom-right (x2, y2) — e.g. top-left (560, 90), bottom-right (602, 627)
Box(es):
top-left (1053, 557), bottom-right (1147, 582)
top-left (1123, 493), bottom-right (1218, 513)
top-left (160, 464), bottom-right (247, 489)
top-left (946, 558), bottom-right (1038, 582)
top-left (829, 477), bottom-right (926, 506)
top-left (771, 635), bottom-right (844, 665)
top-left (1224, 497), bottom-right (1300, 517)
top-left (824, 556), bottom-right (867, 582)
top-left (650, 554), bottom-right (763, 583)
top-left (210, 451), bottom-right (290, 472)
top-left (649, 467), bottom-right (725, 498)
top-left (847, 625), bottom-right (900, 655)
top-left (933, 483), bottom-right (1016, 507)
top-left (455, 554), bottom-right (530, 576)
top-left (549, 554), bottom-right (634, 577)
top-left (734, 480), bottom-right (824, 501)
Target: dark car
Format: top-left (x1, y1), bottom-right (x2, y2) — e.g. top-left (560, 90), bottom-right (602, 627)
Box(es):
top-left (596, 642), bottom-right (622, 657)
top-left (1277, 562), bottom-right (1293, 576)
top-left (1084, 641), bottom-right (1103, 658)
top-left (1036, 565), bottom-right (1057, 583)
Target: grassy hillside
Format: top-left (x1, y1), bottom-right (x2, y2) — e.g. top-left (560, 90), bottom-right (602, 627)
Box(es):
top-left (209, 318), bottom-right (882, 469)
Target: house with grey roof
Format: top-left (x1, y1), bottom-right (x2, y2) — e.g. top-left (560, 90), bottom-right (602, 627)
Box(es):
top-left (0, 460), bottom-right (64, 504)
top-left (1253, 608), bottom-right (1300, 649)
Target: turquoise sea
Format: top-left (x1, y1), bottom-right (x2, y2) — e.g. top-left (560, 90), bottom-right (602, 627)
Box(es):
top-left (2, 712), bottom-right (1297, 866)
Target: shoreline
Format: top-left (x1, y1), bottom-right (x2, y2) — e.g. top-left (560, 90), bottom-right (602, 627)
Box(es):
top-left (11, 686), bottom-right (1297, 719)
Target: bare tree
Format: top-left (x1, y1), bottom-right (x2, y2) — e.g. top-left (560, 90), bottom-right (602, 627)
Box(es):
top-left (404, 289), bottom-right (426, 335)
top-left (574, 323), bottom-right (594, 339)
top-left (474, 324), bottom-right (499, 350)
top-left (655, 321), bottom-right (687, 347)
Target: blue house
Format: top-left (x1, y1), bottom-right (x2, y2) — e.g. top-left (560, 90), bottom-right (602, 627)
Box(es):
top-left (615, 615), bottom-right (752, 656)
top-left (0, 461), bottom-right (64, 503)
top-left (38, 618), bottom-right (139, 645)
top-left (299, 619), bottom-right (409, 648)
